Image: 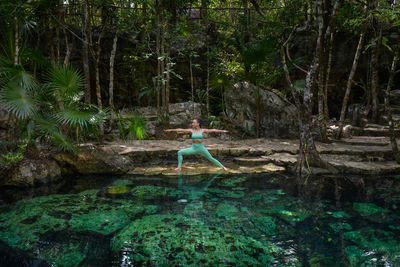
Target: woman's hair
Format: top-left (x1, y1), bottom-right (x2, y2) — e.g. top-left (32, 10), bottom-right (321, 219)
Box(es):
top-left (194, 118), bottom-right (202, 128)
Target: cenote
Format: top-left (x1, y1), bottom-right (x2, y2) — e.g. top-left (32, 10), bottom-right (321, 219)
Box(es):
top-left (0, 172), bottom-right (399, 266)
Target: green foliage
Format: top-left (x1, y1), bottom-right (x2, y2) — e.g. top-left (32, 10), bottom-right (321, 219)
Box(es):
top-left (0, 57), bottom-right (106, 152)
top-left (206, 115), bottom-right (222, 129)
top-left (1, 80), bottom-right (37, 119)
top-left (0, 142), bottom-right (26, 167)
top-left (45, 65), bottom-right (83, 99)
top-left (353, 202), bottom-right (390, 216)
top-left (117, 111), bottom-right (147, 140)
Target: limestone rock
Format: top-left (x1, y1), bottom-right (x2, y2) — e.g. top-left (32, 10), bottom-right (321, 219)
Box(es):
top-left (53, 145), bottom-right (133, 174)
top-left (225, 82), bottom-right (298, 137)
top-left (4, 159), bottom-right (62, 187)
top-left (389, 89), bottom-right (400, 106)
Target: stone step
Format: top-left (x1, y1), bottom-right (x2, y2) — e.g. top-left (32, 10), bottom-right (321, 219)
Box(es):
top-left (388, 105), bottom-right (400, 114)
top-left (351, 126), bottom-right (400, 137)
top-left (234, 153), bottom-right (297, 167)
top-left (381, 114), bottom-right (400, 122)
top-left (335, 136), bottom-right (389, 147)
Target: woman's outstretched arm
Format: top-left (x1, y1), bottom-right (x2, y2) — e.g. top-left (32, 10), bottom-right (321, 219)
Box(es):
top-left (202, 129), bottom-right (229, 133)
top-left (164, 128), bottom-right (193, 133)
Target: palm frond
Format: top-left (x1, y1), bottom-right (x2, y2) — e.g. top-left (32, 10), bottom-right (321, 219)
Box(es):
top-left (46, 65), bottom-right (83, 98)
top-left (0, 57), bottom-right (37, 91)
top-left (34, 115), bottom-right (60, 135)
top-left (20, 48), bottom-right (51, 70)
top-left (51, 131), bottom-right (78, 153)
top-left (0, 81), bottom-right (37, 119)
top-left (55, 108), bottom-right (97, 130)
top-left (34, 116), bottom-right (77, 152)
top-left (13, 69), bottom-right (37, 91)
top-left (0, 56), bottom-right (21, 83)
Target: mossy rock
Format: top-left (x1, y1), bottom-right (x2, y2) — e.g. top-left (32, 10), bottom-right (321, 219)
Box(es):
top-left (216, 202), bottom-right (239, 219)
top-left (219, 176), bottom-right (247, 187)
top-left (353, 202), bottom-right (390, 217)
top-left (112, 179), bottom-right (134, 186)
top-left (250, 216), bottom-right (278, 236)
top-left (344, 227), bottom-right (400, 266)
top-left (111, 214), bottom-right (290, 265)
top-left (206, 188), bottom-right (245, 199)
top-left (107, 185), bottom-right (130, 195)
top-left (0, 190), bottom-right (159, 264)
top-left (183, 202), bottom-right (204, 217)
top-left (131, 185), bottom-right (184, 200)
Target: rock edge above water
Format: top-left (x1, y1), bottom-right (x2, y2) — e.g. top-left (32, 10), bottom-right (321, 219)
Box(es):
top-left (3, 136), bottom-right (400, 187)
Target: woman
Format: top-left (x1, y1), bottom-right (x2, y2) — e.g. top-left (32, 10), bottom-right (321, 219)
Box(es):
top-left (164, 119), bottom-right (228, 171)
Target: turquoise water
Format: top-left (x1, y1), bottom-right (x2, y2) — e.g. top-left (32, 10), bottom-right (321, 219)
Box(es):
top-left (0, 172), bottom-right (399, 266)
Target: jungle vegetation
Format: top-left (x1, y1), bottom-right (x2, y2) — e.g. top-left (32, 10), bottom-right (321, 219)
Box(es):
top-left (1, 0), bottom-right (400, 173)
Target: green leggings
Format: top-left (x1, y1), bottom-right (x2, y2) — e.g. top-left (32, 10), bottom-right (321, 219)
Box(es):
top-left (178, 143), bottom-right (224, 167)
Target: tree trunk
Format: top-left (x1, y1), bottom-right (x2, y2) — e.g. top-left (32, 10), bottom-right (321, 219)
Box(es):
top-left (63, 25), bottom-right (72, 66)
top-left (281, 0), bottom-right (336, 176)
top-left (160, 15), bottom-right (166, 111)
top-left (336, 7), bottom-right (368, 139)
top-left (165, 41), bottom-right (170, 114)
top-left (324, 31), bottom-right (334, 120)
top-left (384, 45), bottom-right (400, 162)
top-left (206, 45), bottom-right (210, 116)
top-left (156, 0), bottom-right (161, 110)
top-left (318, 0), bottom-right (342, 142)
top-left (371, 45), bottom-right (379, 123)
top-left (190, 55), bottom-right (194, 114)
top-left (92, 3), bottom-right (108, 141)
top-left (13, 3), bottom-right (19, 65)
top-left (371, 32), bottom-right (381, 123)
top-left (109, 32), bottom-right (118, 121)
top-left (94, 49), bottom-right (104, 139)
top-left (56, 25), bottom-right (60, 64)
top-left (82, 0), bottom-right (91, 104)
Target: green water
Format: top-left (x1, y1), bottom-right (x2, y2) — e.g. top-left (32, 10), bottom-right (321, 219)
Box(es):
top-left (0, 172), bottom-right (400, 266)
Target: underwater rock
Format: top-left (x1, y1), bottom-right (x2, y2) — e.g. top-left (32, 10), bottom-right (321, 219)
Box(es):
top-left (111, 179), bottom-right (134, 186)
top-left (0, 189), bottom-right (159, 261)
top-left (131, 185), bottom-right (184, 200)
top-left (216, 202), bottom-right (239, 219)
top-left (251, 216), bottom-right (278, 236)
top-left (206, 188), bottom-right (245, 199)
top-left (106, 185), bottom-right (130, 195)
top-left (111, 214), bottom-right (292, 266)
top-left (344, 228), bottom-right (400, 266)
top-left (353, 202), bottom-right (390, 217)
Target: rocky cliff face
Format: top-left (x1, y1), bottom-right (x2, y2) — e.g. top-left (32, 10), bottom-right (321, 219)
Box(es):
top-left (225, 82), bottom-right (298, 138)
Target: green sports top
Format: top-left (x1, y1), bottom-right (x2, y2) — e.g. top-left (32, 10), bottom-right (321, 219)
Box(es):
top-left (192, 129), bottom-right (203, 141)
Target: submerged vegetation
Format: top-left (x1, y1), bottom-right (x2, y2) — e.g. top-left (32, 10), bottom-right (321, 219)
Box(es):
top-left (0, 173), bottom-right (400, 266)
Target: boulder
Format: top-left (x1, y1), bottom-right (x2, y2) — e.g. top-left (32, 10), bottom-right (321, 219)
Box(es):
top-left (136, 101), bottom-right (202, 128)
top-left (125, 101), bottom-right (203, 138)
top-left (3, 159), bottom-right (62, 187)
top-left (53, 145), bottom-right (133, 174)
top-left (389, 89), bottom-right (400, 106)
top-left (225, 82), bottom-right (298, 137)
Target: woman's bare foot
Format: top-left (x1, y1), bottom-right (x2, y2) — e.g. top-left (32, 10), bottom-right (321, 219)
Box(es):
top-left (222, 166), bottom-right (228, 171)
top-left (175, 167), bottom-right (182, 171)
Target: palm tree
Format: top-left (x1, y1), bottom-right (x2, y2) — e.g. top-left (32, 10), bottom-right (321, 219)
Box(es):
top-left (0, 56), bottom-right (108, 152)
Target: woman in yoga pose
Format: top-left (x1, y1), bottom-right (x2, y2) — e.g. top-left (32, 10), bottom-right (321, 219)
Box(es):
top-left (164, 119), bottom-right (228, 171)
